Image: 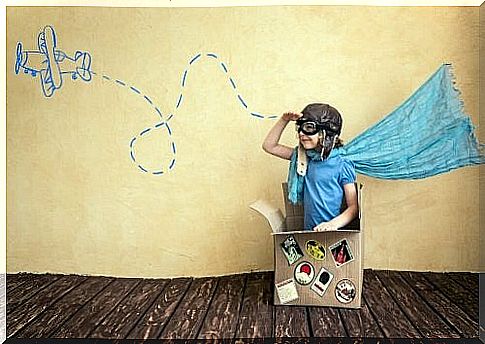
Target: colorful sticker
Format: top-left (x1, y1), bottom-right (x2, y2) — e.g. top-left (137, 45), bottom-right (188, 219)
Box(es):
top-left (335, 279), bottom-right (356, 304)
top-left (280, 235), bottom-right (304, 265)
top-left (310, 267), bottom-right (334, 297)
top-left (305, 239), bottom-right (326, 260)
top-left (275, 278), bottom-right (299, 304)
top-left (294, 261), bottom-right (315, 285)
top-left (329, 238), bottom-right (354, 267)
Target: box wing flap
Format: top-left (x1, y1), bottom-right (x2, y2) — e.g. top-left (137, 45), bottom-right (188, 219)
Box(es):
top-left (250, 200), bottom-right (285, 234)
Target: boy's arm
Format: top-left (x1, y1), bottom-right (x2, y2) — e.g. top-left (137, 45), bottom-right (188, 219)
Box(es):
top-left (262, 112), bottom-right (302, 160)
top-left (314, 183), bottom-right (358, 231)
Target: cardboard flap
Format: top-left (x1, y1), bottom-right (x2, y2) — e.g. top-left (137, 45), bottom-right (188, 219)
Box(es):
top-left (249, 200), bottom-right (285, 234)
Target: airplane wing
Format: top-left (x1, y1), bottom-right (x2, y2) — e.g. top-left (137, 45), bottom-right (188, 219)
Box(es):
top-left (37, 25), bottom-right (63, 96)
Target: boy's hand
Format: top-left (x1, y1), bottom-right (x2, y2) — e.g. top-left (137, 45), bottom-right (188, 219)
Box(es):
top-left (282, 111), bottom-right (303, 122)
top-left (314, 222), bottom-right (338, 232)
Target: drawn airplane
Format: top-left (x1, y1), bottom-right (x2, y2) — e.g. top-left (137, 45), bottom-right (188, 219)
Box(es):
top-left (15, 25), bottom-right (92, 97)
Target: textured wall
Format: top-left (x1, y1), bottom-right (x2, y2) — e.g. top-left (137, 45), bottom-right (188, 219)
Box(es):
top-left (480, 3), bottom-right (485, 272)
top-left (6, 6), bottom-right (480, 277)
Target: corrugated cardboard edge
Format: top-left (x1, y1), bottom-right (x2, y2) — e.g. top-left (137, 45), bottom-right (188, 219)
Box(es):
top-left (358, 183), bottom-right (364, 300)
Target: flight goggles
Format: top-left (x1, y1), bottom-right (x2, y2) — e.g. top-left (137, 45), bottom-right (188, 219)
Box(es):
top-left (295, 119), bottom-right (340, 136)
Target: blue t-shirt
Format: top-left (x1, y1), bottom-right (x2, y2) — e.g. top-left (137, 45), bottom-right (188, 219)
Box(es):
top-left (303, 155), bottom-right (356, 230)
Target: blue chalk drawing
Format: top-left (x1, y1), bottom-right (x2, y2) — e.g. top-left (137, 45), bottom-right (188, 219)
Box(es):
top-left (120, 51), bottom-right (278, 174)
top-left (15, 26), bottom-right (276, 175)
top-left (14, 26), bottom-right (485, 181)
top-left (15, 25), bottom-right (92, 98)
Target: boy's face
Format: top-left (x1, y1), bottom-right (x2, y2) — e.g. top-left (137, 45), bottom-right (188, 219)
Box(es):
top-left (298, 103), bottom-right (342, 157)
top-left (298, 131), bottom-right (319, 150)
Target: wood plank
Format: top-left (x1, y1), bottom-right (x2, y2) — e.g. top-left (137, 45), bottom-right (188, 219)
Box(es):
top-left (0, 273), bottom-right (4, 338)
top-left (7, 274), bottom-right (87, 337)
top-left (363, 270), bottom-right (420, 338)
top-left (6, 273), bottom-right (34, 294)
top-left (197, 274), bottom-right (246, 340)
top-left (274, 306), bottom-right (310, 337)
top-left (376, 270), bottom-right (460, 338)
top-left (51, 278), bottom-right (141, 338)
top-left (423, 272), bottom-right (479, 323)
top-left (308, 306), bottom-right (346, 337)
top-left (89, 278), bottom-right (168, 339)
top-left (448, 273), bottom-right (479, 296)
top-left (14, 276), bottom-right (113, 338)
top-left (235, 271), bottom-right (274, 339)
top-left (400, 271), bottom-right (478, 338)
top-left (126, 278), bottom-right (192, 340)
top-left (339, 295), bottom-right (384, 338)
top-left (6, 272), bottom-right (34, 284)
top-left (7, 274), bottom-right (61, 315)
top-left (7, 270), bottom-right (476, 340)
top-left (453, 272), bottom-right (478, 288)
top-left (459, 272), bottom-right (478, 290)
top-left (159, 277), bottom-right (218, 339)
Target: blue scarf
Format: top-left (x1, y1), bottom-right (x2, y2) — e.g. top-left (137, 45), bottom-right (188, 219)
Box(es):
top-left (288, 64), bottom-right (484, 204)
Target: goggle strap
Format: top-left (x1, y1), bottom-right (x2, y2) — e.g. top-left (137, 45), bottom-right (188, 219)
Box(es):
top-left (297, 144), bottom-right (307, 176)
top-left (318, 130), bottom-right (326, 146)
top-left (319, 131), bottom-right (326, 160)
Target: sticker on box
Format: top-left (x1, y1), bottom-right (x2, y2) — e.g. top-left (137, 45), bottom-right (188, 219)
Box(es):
top-left (280, 235), bottom-right (304, 265)
top-left (275, 278), bottom-right (299, 304)
top-left (294, 261), bottom-right (315, 285)
top-left (335, 279), bottom-right (356, 304)
top-left (329, 238), bottom-right (354, 267)
top-left (305, 239), bottom-right (326, 260)
top-left (310, 267), bottom-right (334, 297)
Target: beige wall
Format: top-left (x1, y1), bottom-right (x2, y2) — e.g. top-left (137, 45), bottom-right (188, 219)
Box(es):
top-left (7, 6), bottom-right (480, 277)
top-left (480, 2), bottom-right (484, 274)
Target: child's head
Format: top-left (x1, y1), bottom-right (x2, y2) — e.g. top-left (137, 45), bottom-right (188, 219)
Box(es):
top-left (296, 103), bottom-right (343, 159)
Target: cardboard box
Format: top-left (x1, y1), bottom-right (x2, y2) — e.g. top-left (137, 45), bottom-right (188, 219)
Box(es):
top-left (250, 183), bottom-right (363, 308)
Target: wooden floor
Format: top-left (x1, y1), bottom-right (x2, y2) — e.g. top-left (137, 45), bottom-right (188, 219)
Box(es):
top-left (6, 269), bottom-right (479, 340)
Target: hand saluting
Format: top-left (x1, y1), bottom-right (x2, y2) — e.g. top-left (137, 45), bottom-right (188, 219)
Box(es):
top-left (282, 111), bottom-right (303, 122)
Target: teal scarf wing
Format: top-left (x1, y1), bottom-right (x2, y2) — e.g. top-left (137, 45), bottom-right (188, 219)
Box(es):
top-left (287, 64), bottom-right (484, 203)
top-left (339, 64), bottom-right (484, 179)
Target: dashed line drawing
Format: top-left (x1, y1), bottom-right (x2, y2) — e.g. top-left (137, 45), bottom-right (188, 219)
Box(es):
top-left (14, 26), bottom-right (277, 175)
